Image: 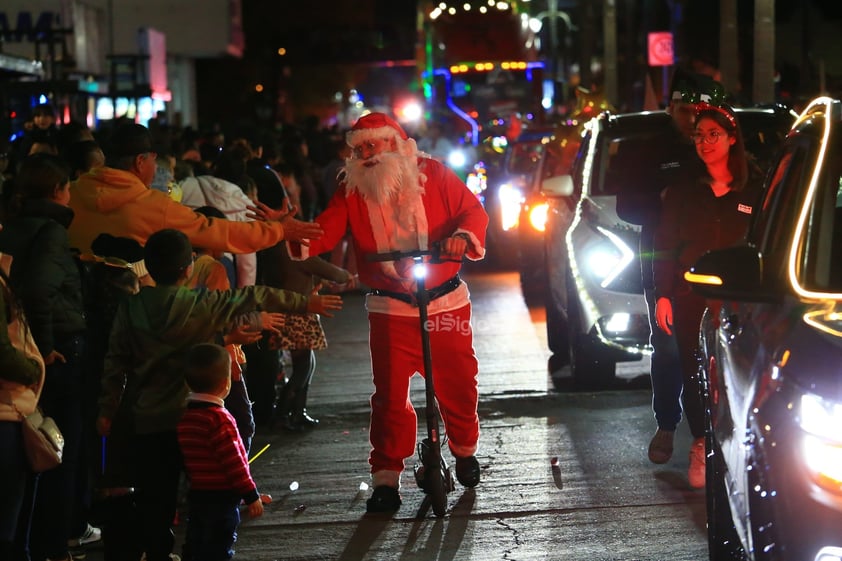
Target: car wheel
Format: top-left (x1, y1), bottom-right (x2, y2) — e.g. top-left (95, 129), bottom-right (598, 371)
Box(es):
top-left (704, 375), bottom-right (746, 560)
top-left (566, 273), bottom-right (615, 387)
top-left (519, 272), bottom-right (545, 306)
top-left (545, 263), bottom-right (570, 379)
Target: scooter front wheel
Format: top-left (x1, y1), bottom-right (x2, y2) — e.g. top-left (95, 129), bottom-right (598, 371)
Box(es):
top-left (428, 464), bottom-right (448, 517)
top-left (414, 438), bottom-right (454, 517)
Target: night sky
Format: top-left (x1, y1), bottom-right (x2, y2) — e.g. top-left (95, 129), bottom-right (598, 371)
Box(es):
top-left (241, 0), bottom-right (418, 64)
top-left (194, 1), bottom-right (842, 127)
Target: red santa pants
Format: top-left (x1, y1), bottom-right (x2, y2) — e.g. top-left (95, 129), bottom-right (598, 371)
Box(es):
top-left (367, 303), bottom-right (480, 475)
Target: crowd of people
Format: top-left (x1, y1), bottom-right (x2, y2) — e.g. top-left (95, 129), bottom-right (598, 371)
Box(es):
top-left (0, 68), bottom-right (760, 557)
top-left (0, 106), bottom-right (489, 561)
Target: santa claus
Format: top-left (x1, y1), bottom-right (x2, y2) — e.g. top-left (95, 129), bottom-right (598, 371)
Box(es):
top-left (282, 112), bottom-right (488, 513)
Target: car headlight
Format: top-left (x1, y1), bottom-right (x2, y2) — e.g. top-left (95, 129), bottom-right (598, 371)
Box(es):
top-left (584, 226), bottom-right (634, 288)
top-left (528, 202), bottom-right (549, 232)
top-left (801, 393), bottom-right (842, 493)
top-left (498, 183), bottom-right (524, 231)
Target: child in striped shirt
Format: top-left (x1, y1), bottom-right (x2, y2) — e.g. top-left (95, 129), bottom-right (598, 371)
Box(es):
top-left (177, 343), bottom-right (264, 561)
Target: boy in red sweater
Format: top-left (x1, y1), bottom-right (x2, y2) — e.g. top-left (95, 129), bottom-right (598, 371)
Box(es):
top-left (177, 343), bottom-right (265, 561)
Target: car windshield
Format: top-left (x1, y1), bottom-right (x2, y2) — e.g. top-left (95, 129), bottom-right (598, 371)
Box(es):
top-left (507, 140), bottom-right (547, 175)
top-left (737, 111), bottom-right (794, 170)
top-left (595, 131), bottom-right (666, 197)
top-left (797, 127), bottom-right (842, 293)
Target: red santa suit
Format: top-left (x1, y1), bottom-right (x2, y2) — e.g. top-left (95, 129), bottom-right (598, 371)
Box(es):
top-left (295, 114), bottom-right (488, 488)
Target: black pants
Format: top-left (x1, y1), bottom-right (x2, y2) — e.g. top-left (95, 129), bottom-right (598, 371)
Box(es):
top-left (670, 288), bottom-right (708, 439)
top-left (242, 342), bottom-right (282, 425)
top-left (132, 431), bottom-right (182, 561)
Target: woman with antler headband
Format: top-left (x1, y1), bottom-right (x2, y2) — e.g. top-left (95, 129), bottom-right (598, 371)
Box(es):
top-left (651, 94), bottom-right (764, 490)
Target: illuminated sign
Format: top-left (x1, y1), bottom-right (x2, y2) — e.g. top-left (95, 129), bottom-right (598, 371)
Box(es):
top-left (0, 11), bottom-right (61, 43)
top-left (647, 32), bottom-right (674, 67)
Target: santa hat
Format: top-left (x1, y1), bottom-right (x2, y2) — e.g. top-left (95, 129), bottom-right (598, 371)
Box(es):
top-left (346, 113), bottom-right (409, 147)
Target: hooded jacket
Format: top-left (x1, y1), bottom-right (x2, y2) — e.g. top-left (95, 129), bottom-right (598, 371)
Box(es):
top-left (69, 166), bottom-right (287, 255)
top-left (0, 198), bottom-right (87, 355)
top-left (179, 174), bottom-right (257, 287)
top-left (101, 284), bottom-right (308, 434)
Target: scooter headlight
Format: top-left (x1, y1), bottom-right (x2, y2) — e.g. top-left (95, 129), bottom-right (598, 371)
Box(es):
top-left (413, 263), bottom-right (427, 279)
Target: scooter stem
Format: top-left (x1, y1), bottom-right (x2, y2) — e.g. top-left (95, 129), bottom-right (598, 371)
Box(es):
top-left (415, 260), bottom-right (442, 452)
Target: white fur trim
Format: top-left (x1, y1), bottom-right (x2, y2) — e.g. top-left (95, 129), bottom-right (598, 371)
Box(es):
top-left (346, 127), bottom-right (401, 146)
top-left (365, 282), bottom-right (469, 317)
top-left (371, 470), bottom-right (402, 488)
top-left (453, 229), bottom-right (485, 260)
top-left (363, 197), bottom-right (400, 280)
top-left (362, 185), bottom-right (428, 281)
top-left (449, 442), bottom-right (478, 458)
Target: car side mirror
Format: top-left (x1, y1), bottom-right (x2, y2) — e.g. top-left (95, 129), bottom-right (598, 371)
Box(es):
top-left (684, 245), bottom-right (768, 301)
top-left (541, 174), bottom-right (574, 198)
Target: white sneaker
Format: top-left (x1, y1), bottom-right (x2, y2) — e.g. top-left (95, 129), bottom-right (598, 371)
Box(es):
top-left (67, 523), bottom-right (102, 548)
top-left (688, 437), bottom-right (706, 489)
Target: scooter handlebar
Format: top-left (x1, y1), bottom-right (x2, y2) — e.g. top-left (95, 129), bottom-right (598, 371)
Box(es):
top-left (366, 242), bottom-right (462, 264)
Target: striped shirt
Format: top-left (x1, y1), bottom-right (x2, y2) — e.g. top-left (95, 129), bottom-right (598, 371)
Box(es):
top-left (177, 396), bottom-right (258, 504)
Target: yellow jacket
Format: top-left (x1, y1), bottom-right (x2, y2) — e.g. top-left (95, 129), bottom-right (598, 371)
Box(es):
top-left (69, 167), bottom-right (285, 254)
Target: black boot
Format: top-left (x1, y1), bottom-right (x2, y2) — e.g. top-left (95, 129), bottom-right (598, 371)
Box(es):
top-left (276, 383), bottom-right (297, 430)
top-left (288, 386), bottom-right (319, 429)
top-left (284, 350), bottom-right (318, 430)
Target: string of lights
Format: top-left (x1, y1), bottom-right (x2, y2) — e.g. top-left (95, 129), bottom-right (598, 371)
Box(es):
top-left (428, 1), bottom-right (516, 20)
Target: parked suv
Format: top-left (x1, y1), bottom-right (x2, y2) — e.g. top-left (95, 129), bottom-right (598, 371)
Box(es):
top-left (542, 106), bottom-right (795, 388)
top-left (687, 96), bottom-right (842, 561)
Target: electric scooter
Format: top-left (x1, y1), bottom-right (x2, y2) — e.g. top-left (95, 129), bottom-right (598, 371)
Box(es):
top-left (367, 243), bottom-right (459, 517)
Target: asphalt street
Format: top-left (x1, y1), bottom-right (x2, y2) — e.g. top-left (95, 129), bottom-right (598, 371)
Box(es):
top-left (79, 265), bottom-right (709, 561)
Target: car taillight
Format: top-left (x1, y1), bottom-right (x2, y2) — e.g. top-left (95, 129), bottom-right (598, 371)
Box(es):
top-left (528, 203), bottom-right (549, 232)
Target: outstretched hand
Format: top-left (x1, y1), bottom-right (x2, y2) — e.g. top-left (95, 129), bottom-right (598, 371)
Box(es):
top-left (246, 200), bottom-right (288, 222)
top-left (325, 273), bottom-right (359, 293)
top-left (259, 311), bottom-right (286, 334)
top-left (307, 294), bottom-right (343, 317)
top-left (246, 201), bottom-right (323, 244)
top-left (224, 324), bottom-right (264, 346)
top-left (655, 297), bottom-right (673, 335)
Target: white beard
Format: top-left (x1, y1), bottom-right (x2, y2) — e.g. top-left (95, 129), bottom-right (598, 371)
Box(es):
top-left (343, 151), bottom-right (424, 204)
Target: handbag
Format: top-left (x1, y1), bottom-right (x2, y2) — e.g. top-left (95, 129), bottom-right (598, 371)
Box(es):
top-left (1, 272), bottom-right (59, 472)
top-left (17, 404), bottom-right (64, 473)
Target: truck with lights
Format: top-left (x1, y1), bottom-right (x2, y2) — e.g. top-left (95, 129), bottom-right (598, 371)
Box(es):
top-left (418, 1), bottom-right (545, 262)
top-left (419, 1), bottom-right (544, 147)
